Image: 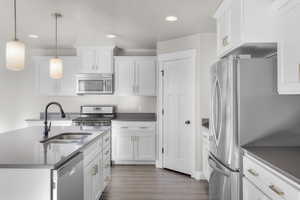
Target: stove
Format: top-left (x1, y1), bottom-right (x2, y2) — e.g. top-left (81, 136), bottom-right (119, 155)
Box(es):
top-left (73, 105), bottom-right (115, 130)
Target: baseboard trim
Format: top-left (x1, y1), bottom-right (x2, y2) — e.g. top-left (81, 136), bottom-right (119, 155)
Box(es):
top-left (192, 171), bottom-right (206, 180)
top-left (112, 160), bottom-right (155, 165)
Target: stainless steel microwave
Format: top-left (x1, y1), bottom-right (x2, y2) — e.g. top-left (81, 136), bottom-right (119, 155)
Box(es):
top-left (76, 73), bottom-right (113, 95)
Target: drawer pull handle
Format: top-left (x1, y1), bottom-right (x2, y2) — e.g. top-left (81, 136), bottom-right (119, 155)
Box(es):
top-left (248, 169), bottom-right (259, 177)
top-left (269, 185), bottom-right (284, 196)
top-left (121, 126), bottom-right (129, 129)
top-left (91, 164), bottom-right (98, 176)
top-left (139, 127), bottom-right (148, 129)
top-left (222, 36), bottom-right (229, 47)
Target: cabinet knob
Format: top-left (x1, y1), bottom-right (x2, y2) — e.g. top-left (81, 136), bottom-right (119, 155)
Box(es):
top-left (185, 120), bottom-right (191, 125)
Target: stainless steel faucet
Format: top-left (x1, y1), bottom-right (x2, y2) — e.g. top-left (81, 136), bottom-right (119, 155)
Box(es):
top-left (44, 102), bottom-right (66, 137)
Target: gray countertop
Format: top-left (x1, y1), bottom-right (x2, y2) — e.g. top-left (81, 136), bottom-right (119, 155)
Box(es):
top-left (0, 126), bottom-right (109, 169)
top-left (26, 113), bottom-right (156, 122)
top-left (243, 147), bottom-right (300, 185)
top-left (113, 113), bottom-right (156, 121)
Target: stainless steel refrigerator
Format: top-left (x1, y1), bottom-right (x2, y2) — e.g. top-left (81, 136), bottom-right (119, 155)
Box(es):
top-left (208, 56), bottom-right (300, 200)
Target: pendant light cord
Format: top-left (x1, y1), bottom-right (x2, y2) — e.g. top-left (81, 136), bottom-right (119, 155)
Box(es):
top-left (55, 14), bottom-right (58, 58)
top-left (14, 0), bottom-right (17, 40)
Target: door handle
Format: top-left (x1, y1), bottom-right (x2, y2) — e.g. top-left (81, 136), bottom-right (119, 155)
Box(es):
top-left (185, 120), bottom-right (191, 125)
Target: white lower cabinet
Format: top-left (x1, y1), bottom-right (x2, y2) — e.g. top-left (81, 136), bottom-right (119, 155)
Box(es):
top-left (243, 177), bottom-right (271, 200)
top-left (112, 121), bottom-right (156, 164)
top-left (84, 153), bottom-right (103, 200)
top-left (112, 134), bottom-right (134, 161)
top-left (243, 153), bottom-right (300, 200)
top-left (83, 131), bottom-right (111, 200)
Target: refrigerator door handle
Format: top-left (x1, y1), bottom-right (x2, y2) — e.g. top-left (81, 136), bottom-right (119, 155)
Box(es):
top-left (208, 156), bottom-right (230, 177)
top-left (211, 78), bottom-right (222, 145)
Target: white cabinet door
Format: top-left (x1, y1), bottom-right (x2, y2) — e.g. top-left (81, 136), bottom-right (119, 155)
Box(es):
top-left (135, 133), bottom-right (156, 161)
top-left (78, 47), bottom-right (114, 74)
top-left (136, 59), bottom-right (156, 96)
top-left (36, 58), bottom-right (59, 96)
top-left (216, 6), bottom-right (232, 55)
top-left (112, 133), bottom-right (134, 161)
top-left (114, 59), bottom-right (135, 95)
top-left (58, 57), bottom-right (79, 95)
top-left (79, 48), bottom-right (97, 73)
top-left (214, 0), bottom-right (276, 57)
top-left (114, 57), bottom-right (157, 96)
top-left (34, 56), bottom-right (79, 96)
top-left (84, 156), bottom-right (101, 200)
top-left (276, 3), bottom-right (300, 94)
top-left (95, 48), bottom-right (113, 73)
top-left (243, 178), bottom-right (271, 200)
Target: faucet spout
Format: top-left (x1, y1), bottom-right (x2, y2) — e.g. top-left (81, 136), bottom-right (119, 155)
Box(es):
top-left (44, 102), bottom-right (66, 137)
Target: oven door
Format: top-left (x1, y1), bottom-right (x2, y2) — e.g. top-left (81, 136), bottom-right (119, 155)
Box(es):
top-left (208, 155), bottom-right (239, 200)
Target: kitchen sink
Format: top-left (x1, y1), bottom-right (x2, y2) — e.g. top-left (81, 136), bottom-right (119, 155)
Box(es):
top-left (41, 132), bottom-right (92, 143)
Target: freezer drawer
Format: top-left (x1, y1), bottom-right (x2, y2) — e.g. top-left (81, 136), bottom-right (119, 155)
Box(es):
top-left (208, 155), bottom-right (239, 200)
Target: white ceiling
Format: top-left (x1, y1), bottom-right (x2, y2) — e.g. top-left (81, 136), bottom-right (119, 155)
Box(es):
top-left (0, 0), bottom-right (221, 49)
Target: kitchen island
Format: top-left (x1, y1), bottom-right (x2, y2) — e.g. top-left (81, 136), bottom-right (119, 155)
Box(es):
top-left (0, 126), bottom-right (111, 200)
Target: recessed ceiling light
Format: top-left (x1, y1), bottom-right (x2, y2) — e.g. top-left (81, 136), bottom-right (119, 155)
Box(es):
top-left (106, 34), bottom-right (117, 39)
top-left (28, 34), bottom-right (39, 39)
top-left (165, 16), bottom-right (178, 22)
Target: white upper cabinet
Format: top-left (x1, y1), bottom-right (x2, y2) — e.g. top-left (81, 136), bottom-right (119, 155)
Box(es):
top-left (136, 59), bottom-right (157, 96)
top-left (34, 56), bottom-right (80, 96)
top-left (114, 59), bottom-right (136, 95)
top-left (114, 56), bottom-right (156, 96)
top-left (214, 0), bottom-right (276, 57)
top-left (272, 0), bottom-right (300, 94)
top-left (77, 46), bottom-right (115, 74)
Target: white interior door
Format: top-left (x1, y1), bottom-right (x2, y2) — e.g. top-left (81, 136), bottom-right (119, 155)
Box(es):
top-left (162, 53), bottom-right (195, 175)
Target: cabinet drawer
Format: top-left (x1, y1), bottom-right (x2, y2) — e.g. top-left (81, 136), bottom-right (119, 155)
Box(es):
top-left (243, 155), bottom-right (300, 200)
top-left (112, 121), bottom-right (156, 130)
top-left (83, 137), bottom-right (101, 166)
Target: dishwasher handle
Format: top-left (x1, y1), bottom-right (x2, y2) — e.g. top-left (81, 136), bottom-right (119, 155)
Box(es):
top-left (57, 153), bottom-right (83, 177)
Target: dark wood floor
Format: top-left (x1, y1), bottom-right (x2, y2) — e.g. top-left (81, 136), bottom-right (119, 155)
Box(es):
top-left (103, 165), bottom-right (209, 200)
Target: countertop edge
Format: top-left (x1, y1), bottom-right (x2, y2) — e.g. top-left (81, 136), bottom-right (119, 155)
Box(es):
top-left (242, 148), bottom-right (300, 186)
top-left (0, 128), bottom-right (108, 170)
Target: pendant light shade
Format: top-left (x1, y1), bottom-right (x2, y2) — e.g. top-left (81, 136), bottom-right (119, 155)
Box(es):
top-left (49, 58), bottom-right (63, 79)
top-left (50, 13), bottom-right (63, 79)
top-left (6, 0), bottom-right (25, 71)
top-left (6, 40), bottom-right (25, 71)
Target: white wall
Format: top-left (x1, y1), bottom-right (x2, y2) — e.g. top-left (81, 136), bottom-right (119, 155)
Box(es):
top-left (0, 45), bottom-right (156, 133)
top-left (157, 33), bottom-right (217, 174)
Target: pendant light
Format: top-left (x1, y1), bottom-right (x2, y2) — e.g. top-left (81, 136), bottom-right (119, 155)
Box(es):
top-left (6, 0), bottom-right (25, 71)
top-left (49, 13), bottom-right (63, 79)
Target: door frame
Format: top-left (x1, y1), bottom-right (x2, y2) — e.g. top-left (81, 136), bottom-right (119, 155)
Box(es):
top-left (156, 49), bottom-right (197, 177)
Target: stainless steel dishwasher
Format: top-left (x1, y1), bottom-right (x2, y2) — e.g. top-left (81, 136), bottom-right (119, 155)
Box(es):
top-left (52, 153), bottom-right (84, 200)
